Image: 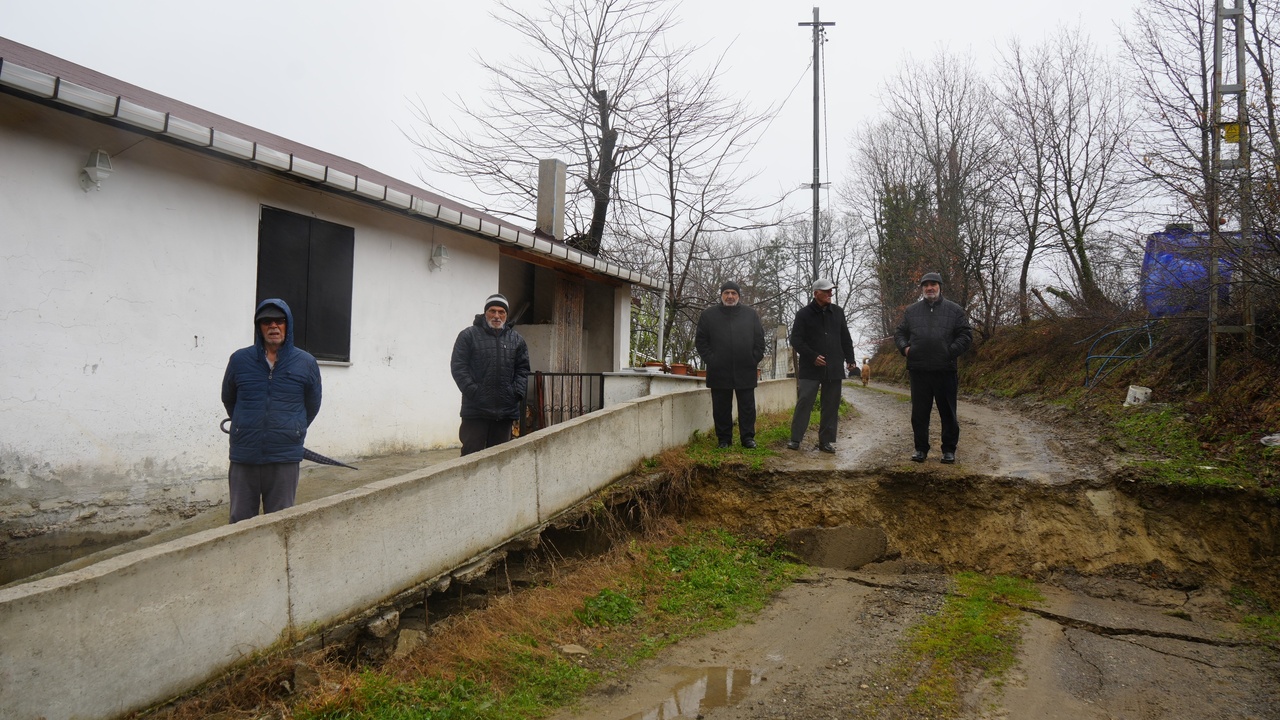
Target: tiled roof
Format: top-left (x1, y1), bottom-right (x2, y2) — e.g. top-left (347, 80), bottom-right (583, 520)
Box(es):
top-left (0, 36), bottom-right (663, 291)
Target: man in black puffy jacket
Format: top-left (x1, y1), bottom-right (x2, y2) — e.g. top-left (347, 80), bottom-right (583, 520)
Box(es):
top-left (787, 278), bottom-right (856, 453)
top-left (450, 293), bottom-right (531, 455)
top-left (695, 280), bottom-right (766, 449)
top-left (894, 272), bottom-right (973, 464)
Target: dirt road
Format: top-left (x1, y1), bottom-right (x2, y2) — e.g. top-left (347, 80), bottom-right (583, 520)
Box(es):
top-left (549, 383), bottom-right (1280, 720)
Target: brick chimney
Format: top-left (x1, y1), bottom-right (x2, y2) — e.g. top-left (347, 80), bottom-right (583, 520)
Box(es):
top-left (536, 158), bottom-right (567, 241)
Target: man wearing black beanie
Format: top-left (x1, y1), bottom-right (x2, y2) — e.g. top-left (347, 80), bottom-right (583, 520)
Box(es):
top-left (450, 293), bottom-right (530, 455)
top-left (695, 280), bottom-right (766, 449)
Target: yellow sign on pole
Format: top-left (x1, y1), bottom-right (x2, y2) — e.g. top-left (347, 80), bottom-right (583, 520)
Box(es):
top-left (1221, 123), bottom-right (1240, 144)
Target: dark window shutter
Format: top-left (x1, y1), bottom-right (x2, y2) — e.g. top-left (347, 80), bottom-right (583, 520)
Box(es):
top-left (306, 218), bottom-right (354, 361)
top-left (256, 206), bottom-right (354, 361)
top-left (257, 207), bottom-right (312, 347)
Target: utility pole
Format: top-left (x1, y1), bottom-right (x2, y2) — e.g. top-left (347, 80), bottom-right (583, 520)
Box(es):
top-left (1208, 0), bottom-right (1254, 391)
top-left (799, 7), bottom-right (834, 283)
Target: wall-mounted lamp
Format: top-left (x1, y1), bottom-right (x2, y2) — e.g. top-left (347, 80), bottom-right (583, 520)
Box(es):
top-left (80, 149), bottom-right (113, 192)
top-left (430, 244), bottom-right (450, 270)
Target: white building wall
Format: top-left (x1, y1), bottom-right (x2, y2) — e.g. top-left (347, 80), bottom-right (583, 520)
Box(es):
top-left (0, 95), bottom-right (496, 526)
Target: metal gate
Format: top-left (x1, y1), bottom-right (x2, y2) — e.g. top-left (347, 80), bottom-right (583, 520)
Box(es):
top-left (520, 372), bottom-right (605, 434)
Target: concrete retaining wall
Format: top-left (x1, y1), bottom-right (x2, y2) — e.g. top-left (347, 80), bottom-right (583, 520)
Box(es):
top-left (0, 380), bottom-right (795, 720)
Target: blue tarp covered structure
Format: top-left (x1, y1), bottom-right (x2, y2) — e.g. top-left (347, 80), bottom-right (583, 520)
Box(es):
top-left (1141, 228), bottom-right (1232, 317)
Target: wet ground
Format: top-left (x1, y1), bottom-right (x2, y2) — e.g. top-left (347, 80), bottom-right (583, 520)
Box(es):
top-left (546, 383), bottom-right (1280, 720)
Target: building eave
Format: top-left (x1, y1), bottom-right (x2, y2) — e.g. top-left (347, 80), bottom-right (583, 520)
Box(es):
top-left (0, 37), bottom-right (665, 292)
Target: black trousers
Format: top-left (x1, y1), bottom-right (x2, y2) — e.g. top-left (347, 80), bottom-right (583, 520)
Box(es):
top-left (710, 387), bottom-right (757, 444)
top-left (459, 418), bottom-right (514, 456)
top-left (909, 369), bottom-right (960, 453)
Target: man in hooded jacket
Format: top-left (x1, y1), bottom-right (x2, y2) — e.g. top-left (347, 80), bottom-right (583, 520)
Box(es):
top-left (894, 272), bottom-right (973, 464)
top-left (221, 299), bottom-right (323, 523)
top-left (787, 278), bottom-right (856, 453)
top-left (450, 293), bottom-right (531, 455)
top-left (695, 280), bottom-right (766, 448)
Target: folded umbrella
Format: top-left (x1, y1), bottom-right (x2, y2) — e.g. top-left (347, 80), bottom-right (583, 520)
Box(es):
top-left (220, 419), bottom-right (358, 470)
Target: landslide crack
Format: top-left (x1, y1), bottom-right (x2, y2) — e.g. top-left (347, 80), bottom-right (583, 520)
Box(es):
top-left (1018, 605), bottom-right (1257, 649)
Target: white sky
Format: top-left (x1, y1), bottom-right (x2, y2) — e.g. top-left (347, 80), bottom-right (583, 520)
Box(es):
top-left (4, 0), bottom-right (1139, 219)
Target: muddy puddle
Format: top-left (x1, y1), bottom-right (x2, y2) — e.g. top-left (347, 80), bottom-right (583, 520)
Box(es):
top-left (617, 666), bottom-right (761, 720)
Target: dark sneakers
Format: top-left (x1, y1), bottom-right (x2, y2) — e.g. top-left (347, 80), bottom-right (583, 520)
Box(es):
top-left (817, 443), bottom-right (836, 454)
top-left (911, 450), bottom-right (927, 463)
top-left (941, 452), bottom-right (956, 464)
top-left (718, 441), bottom-right (731, 449)
top-left (786, 440), bottom-right (800, 450)
top-left (742, 439), bottom-right (757, 449)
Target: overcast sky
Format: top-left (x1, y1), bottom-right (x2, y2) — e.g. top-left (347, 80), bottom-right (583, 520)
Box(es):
top-left (5, 0), bottom-right (1139, 217)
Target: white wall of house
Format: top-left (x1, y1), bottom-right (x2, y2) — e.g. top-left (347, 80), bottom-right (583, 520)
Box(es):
top-left (0, 94), bottom-right (509, 527)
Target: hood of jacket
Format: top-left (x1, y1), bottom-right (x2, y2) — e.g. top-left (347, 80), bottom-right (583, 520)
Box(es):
top-left (255, 298), bottom-right (296, 354)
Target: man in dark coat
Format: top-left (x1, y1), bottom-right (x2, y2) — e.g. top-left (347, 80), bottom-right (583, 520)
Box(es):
top-left (221, 298), bottom-right (323, 523)
top-left (450, 293), bottom-right (531, 455)
top-left (787, 278), bottom-right (856, 453)
top-left (894, 272), bottom-right (973, 464)
top-left (695, 281), bottom-right (766, 449)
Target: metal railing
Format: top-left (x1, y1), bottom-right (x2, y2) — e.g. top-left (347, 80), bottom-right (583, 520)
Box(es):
top-left (522, 372), bottom-right (606, 433)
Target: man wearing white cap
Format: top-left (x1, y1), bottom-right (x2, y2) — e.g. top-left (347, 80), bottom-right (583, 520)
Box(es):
top-left (450, 293), bottom-right (530, 455)
top-left (787, 278), bottom-right (856, 453)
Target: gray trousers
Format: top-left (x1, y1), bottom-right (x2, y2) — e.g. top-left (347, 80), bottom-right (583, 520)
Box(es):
top-left (790, 378), bottom-right (843, 445)
top-left (228, 461), bottom-right (299, 524)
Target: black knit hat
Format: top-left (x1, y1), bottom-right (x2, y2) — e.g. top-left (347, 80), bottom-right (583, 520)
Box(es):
top-left (484, 293), bottom-right (509, 311)
top-left (719, 280), bottom-right (741, 293)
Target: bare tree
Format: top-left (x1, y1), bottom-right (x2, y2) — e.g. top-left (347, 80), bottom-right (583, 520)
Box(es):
top-left (1123, 0), bottom-right (1280, 345)
top-left (848, 118), bottom-right (934, 337)
top-left (1242, 0), bottom-right (1280, 284)
top-left (408, 0), bottom-right (679, 254)
top-left (609, 47), bottom-right (777, 356)
top-left (1122, 0), bottom-right (1216, 227)
top-left (994, 38), bottom-right (1054, 325)
top-left (1031, 27), bottom-right (1137, 311)
top-left (848, 51), bottom-right (1009, 340)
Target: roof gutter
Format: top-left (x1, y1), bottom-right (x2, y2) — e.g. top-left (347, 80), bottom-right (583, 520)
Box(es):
top-left (0, 56), bottom-right (665, 292)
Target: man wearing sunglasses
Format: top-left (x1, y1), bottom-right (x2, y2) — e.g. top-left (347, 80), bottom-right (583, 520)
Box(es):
top-left (221, 298), bottom-right (323, 523)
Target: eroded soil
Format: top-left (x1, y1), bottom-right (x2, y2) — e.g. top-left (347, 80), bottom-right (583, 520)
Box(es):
top-left (549, 383), bottom-right (1280, 720)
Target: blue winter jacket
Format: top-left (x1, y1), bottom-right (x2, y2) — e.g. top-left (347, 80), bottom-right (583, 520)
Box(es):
top-left (221, 299), bottom-right (323, 464)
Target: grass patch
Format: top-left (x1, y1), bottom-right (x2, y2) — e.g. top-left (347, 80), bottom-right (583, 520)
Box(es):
top-left (871, 573), bottom-right (1042, 718)
top-left (679, 389), bottom-right (855, 470)
top-left (1103, 404), bottom-right (1257, 488)
top-left (1230, 587), bottom-right (1280, 645)
top-left (291, 529), bottom-right (803, 720)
